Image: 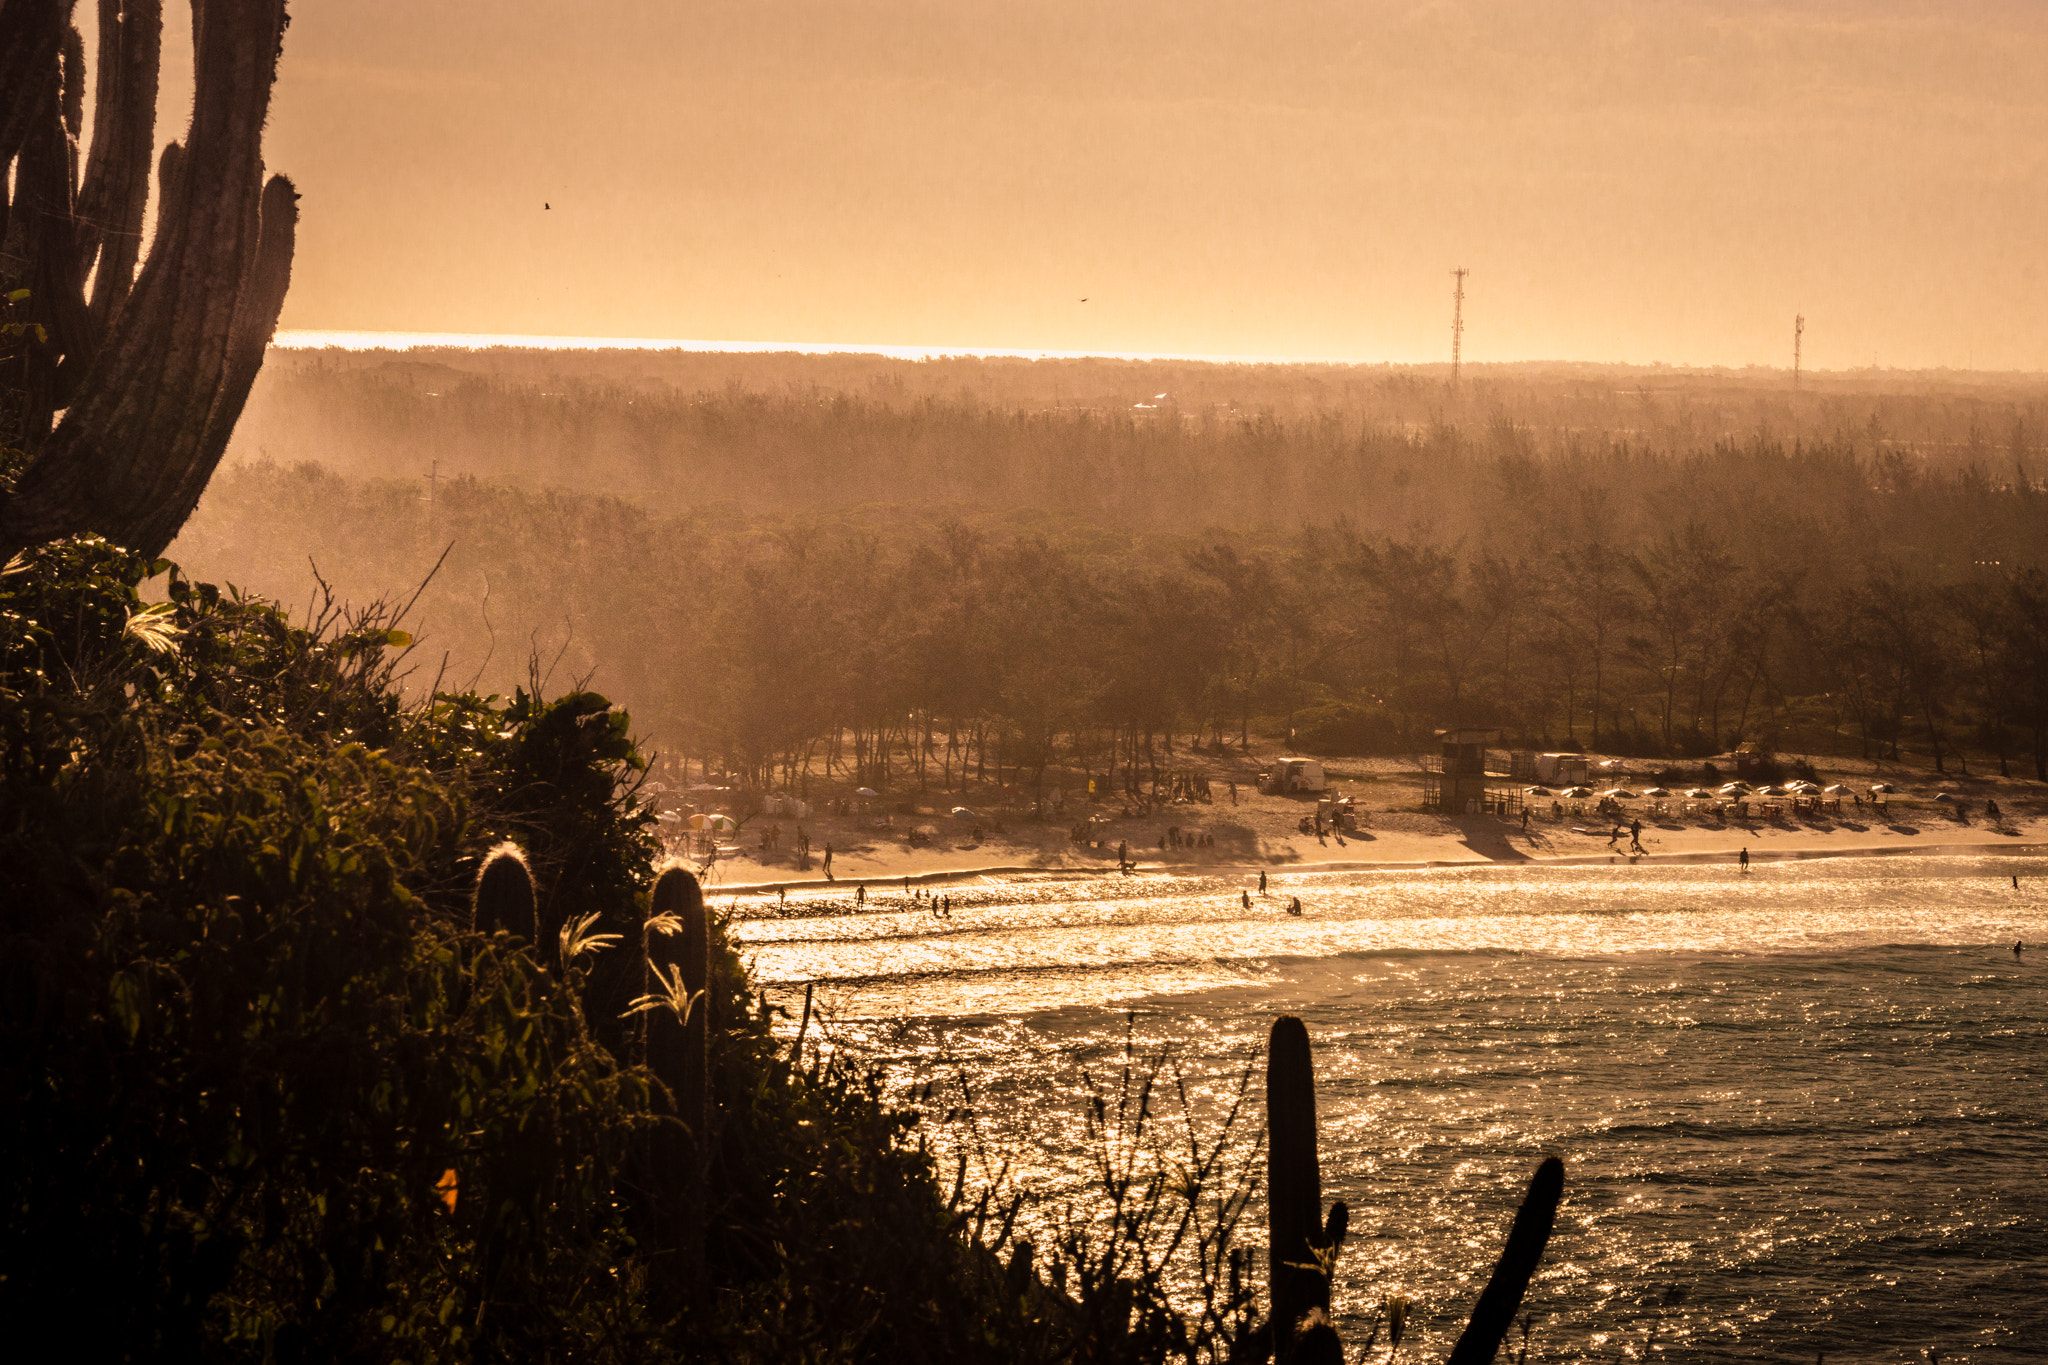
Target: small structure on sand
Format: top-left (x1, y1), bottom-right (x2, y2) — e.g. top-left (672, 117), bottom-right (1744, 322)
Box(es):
top-left (1424, 729), bottom-right (1524, 816)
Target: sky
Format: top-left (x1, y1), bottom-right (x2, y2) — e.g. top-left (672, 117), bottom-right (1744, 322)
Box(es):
top-left (153, 0), bottom-right (2048, 367)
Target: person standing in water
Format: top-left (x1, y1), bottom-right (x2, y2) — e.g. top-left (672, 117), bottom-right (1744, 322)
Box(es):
top-left (856, 883), bottom-right (866, 906)
top-left (1259, 870), bottom-right (1268, 896)
top-left (1241, 889), bottom-right (1252, 910)
top-left (1739, 847), bottom-right (1750, 873)
top-left (2016, 940), bottom-right (2025, 957)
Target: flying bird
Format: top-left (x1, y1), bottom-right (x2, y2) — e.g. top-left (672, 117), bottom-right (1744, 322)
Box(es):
top-left (544, 202), bottom-right (550, 209)
top-left (1080, 297), bottom-right (1087, 302)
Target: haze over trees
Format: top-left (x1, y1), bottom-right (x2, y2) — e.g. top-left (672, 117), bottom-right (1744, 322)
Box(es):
top-left (174, 348), bottom-right (2048, 787)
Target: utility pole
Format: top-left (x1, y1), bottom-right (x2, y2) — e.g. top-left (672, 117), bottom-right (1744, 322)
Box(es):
top-left (1793, 314), bottom-right (1804, 391)
top-left (426, 458), bottom-right (439, 521)
top-left (1450, 268), bottom-right (1468, 389)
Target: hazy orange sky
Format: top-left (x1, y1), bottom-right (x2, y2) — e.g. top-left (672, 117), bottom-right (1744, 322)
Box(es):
top-left (162, 1), bottom-right (2048, 367)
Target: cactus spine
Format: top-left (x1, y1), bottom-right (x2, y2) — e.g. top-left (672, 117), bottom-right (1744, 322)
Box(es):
top-left (1266, 1015), bottom-right (1348, 1358)
top-left (648, 866), bottom-right (710, 1297)
top-left (1447, 1155), bottom-right (1565, 1365)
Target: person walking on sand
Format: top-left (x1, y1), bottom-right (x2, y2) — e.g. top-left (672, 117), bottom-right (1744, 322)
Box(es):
top-left (1522, 806), bottom-right (1530, 832)
top-left (1230, 780), bottom-right (1238, 805)
top-left (823, 844), bottom-right (834, 878)
top-left (1739, 846), bottom-right (1750, 873)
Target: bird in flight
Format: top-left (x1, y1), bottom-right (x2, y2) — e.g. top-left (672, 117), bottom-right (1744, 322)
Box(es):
top-left (1080, 297), bottom-right (1087, 302)
top-left (544, 202), bottom-right (551, 209)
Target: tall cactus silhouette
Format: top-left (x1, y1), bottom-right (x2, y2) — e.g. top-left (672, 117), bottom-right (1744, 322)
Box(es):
top-left (473, 844), bottom-right (538, 941)
top-left (646, 866), bottom-right (711, 1298)
top-left (0, 0), bottom-right (295, 561)
top-left (1447, 1155), bottom-right (1565, 1365)
top-left (1266, 1015), bottom-right (1349, 1359)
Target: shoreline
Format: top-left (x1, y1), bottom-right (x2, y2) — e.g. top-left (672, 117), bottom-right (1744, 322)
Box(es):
top-left (708, 837), bottom-right (2048, 897)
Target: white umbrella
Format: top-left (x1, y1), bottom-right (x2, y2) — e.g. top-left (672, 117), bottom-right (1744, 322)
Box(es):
top-left (1562, 786), bottom-right (1593, 798)
top-left (855, 787), bottom-right (880, 797)
top-left (1718, 783), bottom-right (1750, 796)
top-left (950, 806), bottom-right (976, 818)
top-left (1757, 785), bottom-right (1789, 797)
top-left (1525, 785), bottom-right (1554, 796)
top-left (1933, 792), bottom-right (1954, 803)
top-left (1870, 783), bottom-right (1896, 794)
top-left (1822, 784), bottom-right (1849, 794)
top-left (1603, 788), bottom-right (1638, 800)
top-left (1685, 787), bottom-right (1714, 798)
top-left (1643, 786), bottom-right (1671, 798)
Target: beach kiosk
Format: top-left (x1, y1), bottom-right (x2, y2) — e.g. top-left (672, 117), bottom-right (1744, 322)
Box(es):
top-left (1423, 728), bottom-right (1523, 816)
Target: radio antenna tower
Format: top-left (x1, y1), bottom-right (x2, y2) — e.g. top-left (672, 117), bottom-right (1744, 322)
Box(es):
top-left (1793, 314), bottom-right (1804, 391)
top-left (1450, 268), bottom-right (1468, 388)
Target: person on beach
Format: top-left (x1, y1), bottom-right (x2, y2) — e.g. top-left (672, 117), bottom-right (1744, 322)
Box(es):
top-left (1988, 799), bottom-right (2002, 823)
top-left (1229, 781), bottom-right (1237, 805)
top-left (1287, 896), bottom-right (1302, 915)
top-left (2014, 939), bottom-right (2023, 955)
top-left (1242, 889), bottom-right (1252, 910)
top-left (1739, 847), bottom-right (1750, 872)
top-left (823, 844), bottom-right (834, 878)
top-left (1522, 807), bottom-right (1530, 832)
top-left (1259, 870), bottom-right (1268, 895)
top-left (856, 883), bottom-right (866, 906)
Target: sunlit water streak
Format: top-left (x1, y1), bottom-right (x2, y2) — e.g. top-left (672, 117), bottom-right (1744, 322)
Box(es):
top-left (737, 856), bottom-right (2048, 1360)
top-left (272, 328), bottom-right (1376, 365)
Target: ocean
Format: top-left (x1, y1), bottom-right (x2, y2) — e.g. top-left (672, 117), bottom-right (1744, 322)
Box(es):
top-left (733, 854), bottom-right (2048, 1361)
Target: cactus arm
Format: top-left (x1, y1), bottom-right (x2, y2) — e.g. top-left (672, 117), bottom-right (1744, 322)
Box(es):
top-left (1266, 1014), bottom-right (1326, 1351)
top-left (0, 0), bottom-right (290, 561)
top-left (473, 846), bottom-right (539, 941)
top-left (648, 867), bottom-right (710, 1299)
top-left (0, 2), bottom-right (67, 183)
top-left (78, 0), bottom-right (164, 330)
top-left (1446, 1156), bottom-right (1566, 1365)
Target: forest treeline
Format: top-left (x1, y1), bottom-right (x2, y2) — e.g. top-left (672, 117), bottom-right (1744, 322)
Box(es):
top-left (234, 347), bottom-right (2048, 525)
top-left (173, 419), bottom-right (2048, 787)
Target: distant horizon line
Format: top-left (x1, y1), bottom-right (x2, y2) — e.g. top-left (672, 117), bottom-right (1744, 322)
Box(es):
top-left (270, 329), bottom-right (2042, 378)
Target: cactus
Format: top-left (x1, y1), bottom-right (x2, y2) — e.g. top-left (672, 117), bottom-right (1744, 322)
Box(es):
top-left (1447, 1155), bottom-right (1565, 1365)
top-left (0, 0), bottom-right (294, 562)
top-left (1266, 1015), bottom-right (1349, 1358)
top-left (646, 866), bottom-right (711, 1297)
top-left (473, 844), bottom-right (537, 941)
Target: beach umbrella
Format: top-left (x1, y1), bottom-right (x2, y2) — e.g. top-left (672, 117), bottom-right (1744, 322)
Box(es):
top-left (1718, 782), bottom-right (1751, 795)
top-left (1561, 786), bottom-right (1593, 798)
top-left (855, 787), bottom-right (880, 797)
top-left (1933, 792), bottom-right (1954, 803)
top-left (1757, 785), bottom-right (1789, 797)
top-left (950, 806), bottom-right (976, 818)
top-left (1685, 787), bottom-right (1714, 798)
top-left (1603, 788), bottom-right (1638, 799)
top-left (687, 813), bottom-right (737, 832)
top-left (1870, 783), bottom-right (1896, 794)
top-left (1643, 786), bottom-right (1671, 798)
top-left (1525, 785), bottom-right (1553, 796)
top-left (1823, 784), bottom-right (1849, 794)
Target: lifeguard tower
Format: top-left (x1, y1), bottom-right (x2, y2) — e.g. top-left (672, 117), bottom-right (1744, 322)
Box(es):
top-left (1422, 728), bottom-right (1524, 816)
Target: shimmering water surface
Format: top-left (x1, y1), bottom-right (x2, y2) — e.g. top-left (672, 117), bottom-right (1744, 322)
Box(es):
top-left (734, 855), bottom-right (2048, 1360)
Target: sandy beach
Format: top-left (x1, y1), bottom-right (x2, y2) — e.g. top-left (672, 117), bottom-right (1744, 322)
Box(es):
top-left (668, 742), bottom-right (2048, 894)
